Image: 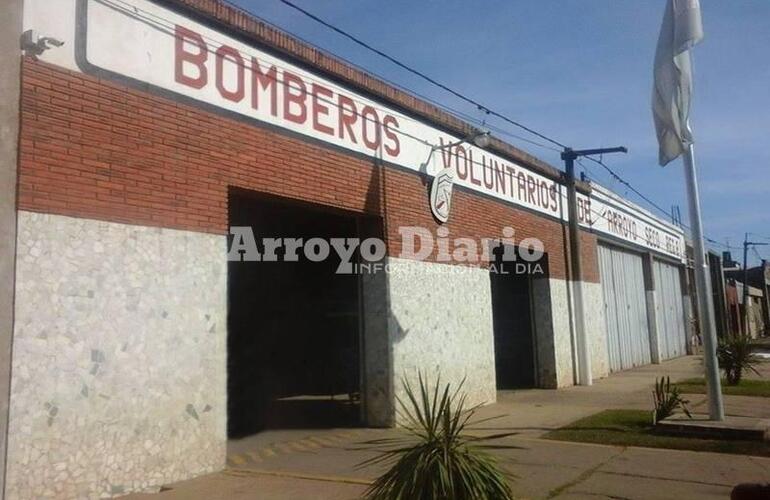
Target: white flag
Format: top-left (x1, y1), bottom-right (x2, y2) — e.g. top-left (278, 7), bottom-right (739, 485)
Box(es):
top-left (652, 0), bottom-right (704, 166)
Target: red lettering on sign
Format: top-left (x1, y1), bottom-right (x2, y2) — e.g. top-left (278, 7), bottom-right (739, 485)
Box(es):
top-left (311, 83), bottom-right (334, 136)
top-left (506, 167), bottom-right (516, 199)
top-left (171, 25), bottom-right (404, 158)
top-left (527, 175), bottom-right (537, 204)
top-left (481, 156), bottom-right (494, 190)
top-left (517, 173), bottom-right (527, 201)
top-left (468, 150), bottom-right (481, 186)
top-left (175, 25), bottom-right (208, 89)
top-left (493, 161), bottom-right (505, 195)
top-left (361, 105), bottom-right (381, 150)
top-left (251, 57), bottom-right (278, 116)
top-left (283, 71), bottom-right (307, 124)
top-left (550, 185), bottom-right (558, 212)
top-left (215, 45), bottom-right (245, 102)
top-left (382, 115), bottom-right (400, 156)
top-left (538, 180), bottom-right (550, 209)
top-left (455, 146), bottom-right (468, 180)
top-left (338, 95), bottom-right (358, 143)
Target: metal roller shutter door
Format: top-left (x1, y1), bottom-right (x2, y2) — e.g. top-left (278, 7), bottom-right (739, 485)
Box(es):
top-left (598, 244), bottom-right (652, 372)
top-left (654, 260), bottom-right (687, 360)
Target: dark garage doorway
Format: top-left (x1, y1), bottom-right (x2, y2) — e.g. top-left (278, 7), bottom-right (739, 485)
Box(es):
top-left (489, 245), bottom-right (537, 389)
top-left (227, 190), bottom-right (374, 437)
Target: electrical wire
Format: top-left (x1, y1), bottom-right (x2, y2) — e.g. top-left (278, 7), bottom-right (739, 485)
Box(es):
top-left (276, 0), bottom-right (567, 150)
top-left (234, 1), bottom-right (727, 249)
top-left (94, 0), bottom-right (697, 254)
top-left (107, 0), bottom-right (730, 249)
top-left (212, 3), bottom-right (562, 155)
top-left (102, 0), bottom-right (562, 158)
top-left (580, 155), bottom-right (729, 248)
top-left (98, 0), bottom-right (572, 190)
top-left (269, 0), bottom-right (735, 248)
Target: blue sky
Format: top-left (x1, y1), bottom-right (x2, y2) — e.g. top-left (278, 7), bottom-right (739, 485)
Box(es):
top-left (233, 0), bottom-right (770, 265)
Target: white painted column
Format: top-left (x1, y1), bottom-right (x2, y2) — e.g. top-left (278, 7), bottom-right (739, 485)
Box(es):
top-left (643, 253), bottom-right (662, 364)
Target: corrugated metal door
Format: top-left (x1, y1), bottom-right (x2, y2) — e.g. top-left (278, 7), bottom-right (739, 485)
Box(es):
top-left (654, 260), bottom-right (687, 360)
top-left (598, 244), bottom-right (652, 372)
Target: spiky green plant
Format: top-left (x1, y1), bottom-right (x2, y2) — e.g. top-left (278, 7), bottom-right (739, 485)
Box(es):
top-left (360, 374), bottom-right (515, 500)
top-left (652, 376), bottom-right (691, 425)
top-left (717, 334), bottom-right (760, 385)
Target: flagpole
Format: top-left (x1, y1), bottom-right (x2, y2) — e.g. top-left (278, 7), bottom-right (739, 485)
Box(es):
top-left (682, 141), bottom-right (724, 421)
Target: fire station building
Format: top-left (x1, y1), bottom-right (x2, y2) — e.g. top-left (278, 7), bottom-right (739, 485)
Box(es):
top-left (1, 0), bottom-right (690, 497)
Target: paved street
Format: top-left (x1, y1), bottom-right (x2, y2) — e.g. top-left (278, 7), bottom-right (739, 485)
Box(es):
top-left (124, 356), bottom-right (770, 499)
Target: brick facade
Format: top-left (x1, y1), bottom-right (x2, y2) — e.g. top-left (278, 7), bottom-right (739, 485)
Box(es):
top-left (19, 59), bottom-right (599, 282)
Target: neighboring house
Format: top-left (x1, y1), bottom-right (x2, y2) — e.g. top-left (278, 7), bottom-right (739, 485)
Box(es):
top-left (731, 280), bottom-right (766, 338)
top-left (725, 260), bottom-right (770, 338)
top-left (708, 251), bottom-right (730, 339)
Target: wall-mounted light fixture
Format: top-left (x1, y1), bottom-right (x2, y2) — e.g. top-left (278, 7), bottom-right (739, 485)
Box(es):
top-left (420, 130), bottom-right (491, 174)
top-left (21, 30), bottom-right (64, 58)
top-left (431, 130), bottom-right (491, 153)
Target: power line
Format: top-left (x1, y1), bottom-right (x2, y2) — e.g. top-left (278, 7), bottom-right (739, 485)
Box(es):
top-left (749, 233), bottom-right (770, 242)
top-left (268, 0), bottom-right (707, 241)
top-left (582, 156), bottom-right (670, 219)
top-left (102, 0), bottom-right (569, 183)
top-left (88, 0), bottom-right (700, 255)
top-left (204, 0), bottom-right (556, 154)
top-left (113, 0), bottom-right (560, 158)
top-left (277, 0), bottom-right (567, 150)
top-left (121, 0), bottom-right (732, 250)
top-left (271, 0), bottom-right (734, 249)
top-left (580, 155), bottom-right (730, 248)
top-left (255, 0), bottom-right (716, 247)
top-left (71, 3), bottom-right (597, 224)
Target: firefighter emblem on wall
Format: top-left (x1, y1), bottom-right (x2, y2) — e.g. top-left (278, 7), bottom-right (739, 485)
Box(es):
top-left (429, 167), bottom-right (454, 223)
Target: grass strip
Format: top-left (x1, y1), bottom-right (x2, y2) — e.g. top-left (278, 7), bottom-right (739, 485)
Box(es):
top-left (543, 409), bottom-right (770, 457)
top-left (677, 378), bottom-right (770, 398)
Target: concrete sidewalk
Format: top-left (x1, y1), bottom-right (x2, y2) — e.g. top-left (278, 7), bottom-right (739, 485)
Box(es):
top-left (125, 437), bottom-right (770, 499)
top-left (125, 356), bottom-right (770, 499)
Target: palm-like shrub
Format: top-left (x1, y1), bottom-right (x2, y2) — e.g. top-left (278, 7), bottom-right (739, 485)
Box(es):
top-left (652, 376), bottom-right (691, 424)
top-left (717, 334), bottom-right (760, 385)
top-left (361, 374), bottom-right (515, 500)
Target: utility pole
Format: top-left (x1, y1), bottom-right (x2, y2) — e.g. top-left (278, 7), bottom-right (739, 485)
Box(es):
top-left (562, 146), bottom-right (627, 386)
top-left (742, 233), bottom-right (768, 336)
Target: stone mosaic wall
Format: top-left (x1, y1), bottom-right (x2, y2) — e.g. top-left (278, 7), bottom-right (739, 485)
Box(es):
top-left (381, 261), bottom-right (604, 398)
top-left (531, 277), bottom-right (561, 388)
top-left (548, 278), bottom-right (576, 388)
top-left (584, 281), bottom-right (609, 380)
top-left (546, 279), bottom-right (610, 387)
top-left (361, 266), bottom-right (393, 427)
top-left (386, 258), bottom-right (497, 416)
top-left (6, 211), bottom-right (227, 499)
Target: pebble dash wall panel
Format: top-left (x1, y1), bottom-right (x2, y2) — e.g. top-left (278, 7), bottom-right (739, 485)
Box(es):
top-left (6, 211), bottom-right (227, 499)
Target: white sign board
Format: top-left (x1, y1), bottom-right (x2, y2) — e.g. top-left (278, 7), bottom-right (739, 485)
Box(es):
top-left (586, 185), bottom-right (685, 260)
